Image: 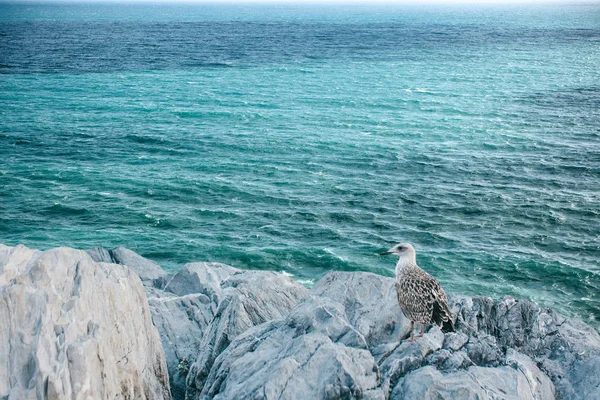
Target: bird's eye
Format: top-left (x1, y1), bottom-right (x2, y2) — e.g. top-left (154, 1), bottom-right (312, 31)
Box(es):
top-left (397, 246), bottom-right (405, 251)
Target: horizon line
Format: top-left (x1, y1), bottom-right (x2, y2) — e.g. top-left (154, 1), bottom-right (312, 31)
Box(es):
top-left (2, 0), bottom-right (600, 5)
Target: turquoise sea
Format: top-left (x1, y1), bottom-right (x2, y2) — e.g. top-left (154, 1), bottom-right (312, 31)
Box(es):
top-left (1, 3), bottom-right (599, 326)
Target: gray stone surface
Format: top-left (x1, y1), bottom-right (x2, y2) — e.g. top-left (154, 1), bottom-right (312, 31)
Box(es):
top-left (451, 295), bottom-right (600, 400)
top-left (147, 290), bottom-right (215, 400)
top-left (109, 246), bottom-right (166, 285)
top-left (85, 246), bottom-right (167, 287)
top-left (0, 244), bottom-right (171, 400)
top-left (3, 245), bottom-right (599, 400)
top-left (505, 349), bottom-right (556, 400)
top-left (197, 296), bottom-right (384, 400)
top-left (185, 269), bottom-right (309, 399)
top-left (391, 348), bottom-right (556, 400)
top-left (148, 262), bottom-right (309, 399)
top-left (312, 271), bottom-right (409, 349)
top-left (183, 270), bottom-right (598, 400)
top-left (392, 365), bottom-right (543, 400)
top-left (164, 262), bottom-right (240, 298)
top-left (379, 328), bottom-right (445, 394)
top-left (148, 261), bottom-right (244, 399)
top-left (85, 246), bottom-right (113, 263)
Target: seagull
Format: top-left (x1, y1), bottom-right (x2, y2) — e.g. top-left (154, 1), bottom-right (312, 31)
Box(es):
top-left (381, 243), bottom-right (454, 342)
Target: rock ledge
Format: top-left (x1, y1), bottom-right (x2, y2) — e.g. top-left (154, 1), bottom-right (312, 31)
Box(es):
top-left (2, 244), bottom-right (599, 400)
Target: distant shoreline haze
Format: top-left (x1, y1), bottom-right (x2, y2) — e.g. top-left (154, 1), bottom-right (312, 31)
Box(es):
top-left (2, 0), bottom-right (599, 5)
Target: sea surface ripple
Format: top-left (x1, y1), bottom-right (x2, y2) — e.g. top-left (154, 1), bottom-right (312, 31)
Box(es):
top-left (1, 3), bottom-right (599, 326)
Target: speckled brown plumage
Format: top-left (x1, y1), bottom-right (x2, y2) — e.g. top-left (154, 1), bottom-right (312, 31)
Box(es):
top-left (381, 242), bottom-right (454, 335)
top-left (395, 264), bottom-right (453, 331)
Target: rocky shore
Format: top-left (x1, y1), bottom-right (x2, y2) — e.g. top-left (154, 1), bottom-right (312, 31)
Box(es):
top-left (1, 244), bottom-right (599, 399)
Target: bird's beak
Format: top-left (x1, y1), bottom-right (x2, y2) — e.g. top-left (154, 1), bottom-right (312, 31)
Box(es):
top-left (379, 250), bottom-right (392, 256)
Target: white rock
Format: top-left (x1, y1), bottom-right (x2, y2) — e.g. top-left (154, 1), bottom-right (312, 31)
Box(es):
top-left (0, 244), bottom-right (171, 399)
top-left (392, 365), bottom-right (548, 400)
top-left (312, 271), bottom-right (409, 349)
top-left (184, 269), bottom-right (309, 399)
top-left (198, 296), bottom-right (384, 400)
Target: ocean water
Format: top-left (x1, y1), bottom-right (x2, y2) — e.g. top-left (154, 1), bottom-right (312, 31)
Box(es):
top-left (1, 3), bottom-right (599, 326)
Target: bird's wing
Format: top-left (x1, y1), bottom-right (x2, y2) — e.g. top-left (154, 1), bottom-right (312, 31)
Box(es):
top-left (429, 278), bottom-right (454, 332)
top-left (396, 276), bottom-right (436, 318)
top-left (396, 268), bottom-right (455, 331)
top-left (396, 268), bottom-right (443, 322)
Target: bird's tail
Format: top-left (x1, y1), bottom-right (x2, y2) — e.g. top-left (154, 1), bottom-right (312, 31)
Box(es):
top-left (433, 299), bottom-right (455, 333)
top-left (441, 317), bottom-right (454, 333)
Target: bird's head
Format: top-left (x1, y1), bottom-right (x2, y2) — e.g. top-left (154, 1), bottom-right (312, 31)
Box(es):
top-left (380, 243), bottom-right (416, 259)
